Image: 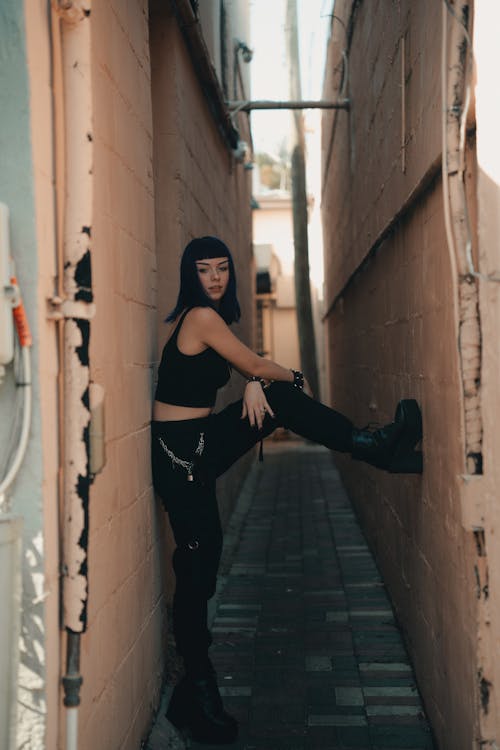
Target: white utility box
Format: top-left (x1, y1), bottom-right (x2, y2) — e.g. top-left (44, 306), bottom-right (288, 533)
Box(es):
top-left (0, 203), bottom-right (14, 366)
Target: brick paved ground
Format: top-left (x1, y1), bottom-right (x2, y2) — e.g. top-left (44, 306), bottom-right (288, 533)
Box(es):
top-left (145, 442), bottom-right (434, 750)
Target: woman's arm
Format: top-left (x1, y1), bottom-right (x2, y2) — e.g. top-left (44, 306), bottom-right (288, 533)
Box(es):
top-left (190, 307), bottom-right (294, 383)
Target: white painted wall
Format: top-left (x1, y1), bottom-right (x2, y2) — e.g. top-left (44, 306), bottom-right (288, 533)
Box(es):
top-left (0, 2), bottom-right (52, 747)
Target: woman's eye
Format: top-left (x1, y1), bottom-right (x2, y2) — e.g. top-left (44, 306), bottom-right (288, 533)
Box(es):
top-left (197, 266), bottom-right (228, 274)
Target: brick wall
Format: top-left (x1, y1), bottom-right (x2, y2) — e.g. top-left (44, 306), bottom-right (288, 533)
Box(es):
top-left (322, 1), bottom-right (479, 747)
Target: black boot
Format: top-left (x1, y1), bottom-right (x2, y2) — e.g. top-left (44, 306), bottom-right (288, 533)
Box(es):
top-left (166, 670), bottom-right (238, 745)
top-left (351, 399), bottom-right (423, 473)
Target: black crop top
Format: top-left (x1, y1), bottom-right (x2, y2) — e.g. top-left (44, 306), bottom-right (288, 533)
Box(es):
top-left (155, 308), bottom-right (231, 408)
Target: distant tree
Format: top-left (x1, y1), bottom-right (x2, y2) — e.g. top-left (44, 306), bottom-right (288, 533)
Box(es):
top-left (255, 152), bottom-right (291, 192)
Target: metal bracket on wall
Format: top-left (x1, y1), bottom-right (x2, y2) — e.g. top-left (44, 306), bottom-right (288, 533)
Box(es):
top-left (46, 296), bottom-right (95, 321)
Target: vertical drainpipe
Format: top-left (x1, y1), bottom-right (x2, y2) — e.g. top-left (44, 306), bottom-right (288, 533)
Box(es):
top-left (49, 2), bottom-right (94, 747)
top-left (441, 0), bottom-right (482, 475)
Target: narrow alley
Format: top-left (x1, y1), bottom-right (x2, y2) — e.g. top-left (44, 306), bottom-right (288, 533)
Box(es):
top-left (146, 441), bottom-right (434, 750)
top-left (5, 1), bottom-right (500, 747)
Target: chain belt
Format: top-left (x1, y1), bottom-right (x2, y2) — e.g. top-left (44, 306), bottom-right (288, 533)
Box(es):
top-left (158, 432), bottom-right (205, 482)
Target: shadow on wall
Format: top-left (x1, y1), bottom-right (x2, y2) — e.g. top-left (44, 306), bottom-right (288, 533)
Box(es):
top-left (17, 535), bottom-right (47, 744)
top-left (20, 540), bottom-right (44, 682)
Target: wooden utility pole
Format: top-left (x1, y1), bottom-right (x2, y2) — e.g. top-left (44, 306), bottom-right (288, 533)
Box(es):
top-left (286, 0), bottom-right (320, 398)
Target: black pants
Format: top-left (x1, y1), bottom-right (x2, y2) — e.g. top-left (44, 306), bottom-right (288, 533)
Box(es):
top-left (151, 382), bottom-right (353, 676)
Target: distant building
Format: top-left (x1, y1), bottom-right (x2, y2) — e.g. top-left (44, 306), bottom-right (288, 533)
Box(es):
top-left (252, 188), bottom-right (327, 400)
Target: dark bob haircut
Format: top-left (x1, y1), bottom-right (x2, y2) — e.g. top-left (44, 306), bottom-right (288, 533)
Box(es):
top-left (166, 236), bottom-right (241, 325)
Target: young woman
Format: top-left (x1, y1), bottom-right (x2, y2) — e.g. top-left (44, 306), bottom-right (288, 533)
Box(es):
top-left (151, 236), bottom-right (422, 744)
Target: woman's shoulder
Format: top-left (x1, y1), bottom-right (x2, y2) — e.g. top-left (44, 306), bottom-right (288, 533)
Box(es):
top-left (186, 306), bottom-right (226, 326)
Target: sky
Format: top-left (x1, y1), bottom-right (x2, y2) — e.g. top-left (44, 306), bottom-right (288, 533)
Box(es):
top-left (249, 0), bottom-right (333, 291)
top-left (249, 0), bottom-right (333, 155)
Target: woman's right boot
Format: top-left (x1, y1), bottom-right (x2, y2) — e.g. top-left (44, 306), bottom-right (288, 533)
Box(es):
top-left (166, 668), bottom-right (238, 745)
top-left (351, 399), bottom-right (423, 473)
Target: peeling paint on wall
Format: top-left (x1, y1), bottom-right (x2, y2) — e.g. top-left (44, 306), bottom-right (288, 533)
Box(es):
top-left (57, 0), bottom-right (94, 637)
top-left (479, 669), bottom-right (492, 714)
top-left (63, 318), bottom-right (91, 633)
top-left (458, 277), bottom-right (483, 474)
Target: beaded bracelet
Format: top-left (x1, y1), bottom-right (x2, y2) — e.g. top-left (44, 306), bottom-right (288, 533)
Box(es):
top-left (247, 375), bottom-right (265, 386)
top-left (290, 369), bottom-right (304, 390)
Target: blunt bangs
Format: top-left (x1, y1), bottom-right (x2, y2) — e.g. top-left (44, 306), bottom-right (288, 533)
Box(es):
top-left (166, 236), bottom-right (241, 324)
top-left (185, 236), bottom-right (231, 261)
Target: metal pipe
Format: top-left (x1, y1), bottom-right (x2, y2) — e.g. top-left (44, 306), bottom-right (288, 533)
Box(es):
top-left (50, 3), bottom-right (96, 748)
top-left (441, 0), bottom-right (482, 475)
top-left (441, 0), bottom-right (472, 278)
top-left (226, 98), bottom-right (350, 111)
top-left (62, 631), bottom-right (82, 750)
top-left (55, 0), bottom-right (95, 632)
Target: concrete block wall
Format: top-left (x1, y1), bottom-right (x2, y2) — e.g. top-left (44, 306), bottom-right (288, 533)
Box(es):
top-left (6, 1), bottom-right (252, 748)
top-left (150, 5), bottom-right (254, 530)
top-left (328, 188), bottom-right (478, 750)
top-left (322, 1), bottom-right (479, 748)
top-left (322, 0), bottom-right (443, 301)
top-left (80, 2), bottom-right (162, 749)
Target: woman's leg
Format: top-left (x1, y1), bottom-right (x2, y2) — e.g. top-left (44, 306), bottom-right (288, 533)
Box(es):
top-left (152, 431), bottom-right (222, 675)
top-left (169, 480), bottom-right (222, 677)
top-left (210, 382), bottom-right (422, 478)
top-left (210, 382), bottom-right (353, 478)
top-left (262, 383), bottom-right (422, 472)
top-left (151, 423), bottom-right (238, 743)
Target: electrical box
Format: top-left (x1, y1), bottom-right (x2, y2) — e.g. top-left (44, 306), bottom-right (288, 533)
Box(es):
top-left (0, 203), bottom-right (13, 366)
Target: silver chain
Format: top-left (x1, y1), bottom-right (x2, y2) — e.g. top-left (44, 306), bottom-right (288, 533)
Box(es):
top-left (195, 432), bottom-right (205, 455)
top-left (158, 432), bottom-right (205, 481)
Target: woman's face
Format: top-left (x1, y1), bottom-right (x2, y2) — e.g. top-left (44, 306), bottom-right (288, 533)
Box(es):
top-left (195, 256), bottom-right (230, 304)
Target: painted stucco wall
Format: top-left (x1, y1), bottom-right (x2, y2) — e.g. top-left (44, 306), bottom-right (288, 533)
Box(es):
top-left (0, 1), bottom-right (58, 748)
top-left (322, 1), bottom-right (480, 747)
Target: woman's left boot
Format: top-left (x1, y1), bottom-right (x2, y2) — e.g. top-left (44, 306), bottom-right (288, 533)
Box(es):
top-left (166, 668), bottom-right (238, 745)
top-left (351, 399), bottom-right (423, 473)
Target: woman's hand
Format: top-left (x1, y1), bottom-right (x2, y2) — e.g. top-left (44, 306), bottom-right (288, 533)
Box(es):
top-left (241, 381), bottom-right (275, 429)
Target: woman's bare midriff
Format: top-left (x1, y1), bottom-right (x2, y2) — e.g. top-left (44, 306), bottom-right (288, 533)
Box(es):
top-left (152, 400), bottom-right (213, 422)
